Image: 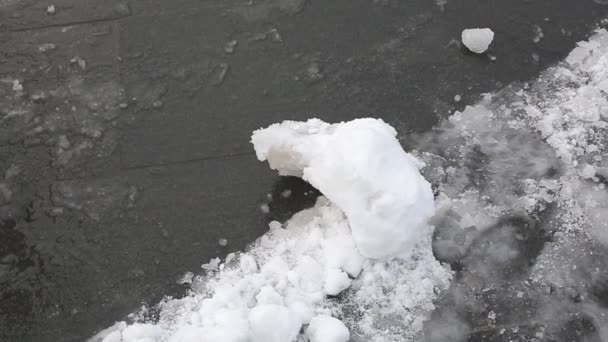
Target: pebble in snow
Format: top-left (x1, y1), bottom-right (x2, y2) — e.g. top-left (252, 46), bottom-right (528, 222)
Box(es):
top-left (47, 5), bottom-right (56, 15)
top-left (461, 28), bottom-right (494, 54)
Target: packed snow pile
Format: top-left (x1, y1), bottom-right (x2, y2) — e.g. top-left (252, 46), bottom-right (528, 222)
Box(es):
top-left (251, 118), bottom-right (435, 259)
top-left (90, 199), bottom-right (451, 342)
top-left (461, 28), bottom-right (494, 53)
top-left (90, 119), bottom-right (451, 342)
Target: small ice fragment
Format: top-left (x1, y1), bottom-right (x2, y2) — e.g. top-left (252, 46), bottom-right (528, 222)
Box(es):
top-left (57, 135), bottom-right (70, 149)
top-left (211, 63), bottom-right (230, 85)
top-left (488, 310), bottom-right (496, 320)
top-left (12, 80), bottom-right (23, 92)
top-left (454, 94), bottom-right (461, 102)
top-left (435, 0), bottom-right (447, 11)
top-left (306, 315), bottom-right (350, 342)
top-left (218, 238), bottom-right (228, 246)
top-left (251, 118), bottom-right (435, 258)
top-left (307, 62), bottom-right (324, 80)
top-left (324, 269), bottom-right (352, 296)
top-left (581, 164), bottom-right (596, 179)
top-left (70, 56), bottom-right (87, 70)
top-left (532, 25), bottom-right (544, 43)
top-left (268, 28), bottom-right (282, 42)
top-left (225, 252), bottom-right (235, 264)
top-left (516, 291), bottom-right (524, 298)
top-left (260, 203), bottom-right (270, 213)
top-left (201, 257), bottom-right (221, 271)
top-left (281, 189), bottom-right (292, 198)
top-left (47, 5), bottom-right (56, 15)
top-left (178, 271), bottom-right (194, 285)
top-left (39, 43), bottom-right (56, 52)
top-left (461, 28), bottom-right (494, 54)
top-left (152, 100), bottom-right (163, 109)
top-left (532, 53), bottom-right (540, 63)
top-left (224, 40), bottom-right (238, 54)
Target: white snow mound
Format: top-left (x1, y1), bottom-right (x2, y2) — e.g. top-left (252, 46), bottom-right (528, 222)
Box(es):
top-left (461, 28), bottom-right (494, 53)
top-left (251, 118), bottom-right (436, 259)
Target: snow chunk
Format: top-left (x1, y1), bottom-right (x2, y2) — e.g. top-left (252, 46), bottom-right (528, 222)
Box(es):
top-left (461, 28), bottom-right (494, 54)
top-left (306, 315), bottom-right (350, 342)
top-left (324, 268), bottom-right (352, 296)
top-left (12, 80), bottom-right (23, 92)
top-left (251, 118), bottom-right (435, 259)
top-left (249, 305), bottom-right (301, 342)
top-left (201, 257), bottom-right (221, 271)
top-left (581, 164), bottom-right (596, 179)
top-left (255, 286), bottom-right (284, 305)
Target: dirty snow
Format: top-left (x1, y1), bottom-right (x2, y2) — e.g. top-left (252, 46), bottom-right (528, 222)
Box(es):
top-left (461, 28), bottom-right (494, 53)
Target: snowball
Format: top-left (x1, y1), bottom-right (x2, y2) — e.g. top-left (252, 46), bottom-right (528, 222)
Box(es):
top-left (306, 315), bottom-right (350, 342)
top-left (248, 305), bottom-right (301, 342)
top-left (251, 118), bottom-right (435, 259)
top-left (461, 28), bottom-right (494, 54)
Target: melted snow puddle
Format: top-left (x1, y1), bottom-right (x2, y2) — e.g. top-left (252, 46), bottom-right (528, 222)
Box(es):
top-left (91, 29), bottom-right (608, 342)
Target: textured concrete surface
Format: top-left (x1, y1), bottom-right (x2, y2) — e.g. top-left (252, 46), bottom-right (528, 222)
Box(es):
top-left (1, 0), bottom-right (607, 341)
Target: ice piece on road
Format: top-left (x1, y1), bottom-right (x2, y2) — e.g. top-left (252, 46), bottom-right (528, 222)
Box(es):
top-left (461, 28), bottom-right (494, 53)
top-left (324, 268), bottom-right (352, 295)
top-left (251, 118), bottom-right (435, 259)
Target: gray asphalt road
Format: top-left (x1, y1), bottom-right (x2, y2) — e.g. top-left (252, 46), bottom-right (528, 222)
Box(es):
top-left (1, 0), bottom-right (607, 341)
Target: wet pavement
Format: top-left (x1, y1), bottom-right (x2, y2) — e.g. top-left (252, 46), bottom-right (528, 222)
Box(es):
top-left (1, 0), bottom-right (608, 341)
